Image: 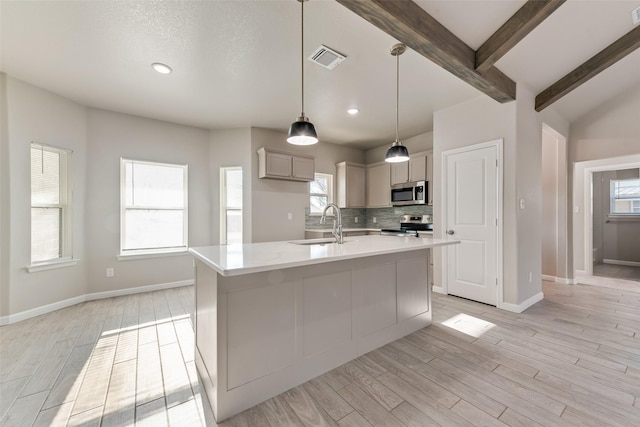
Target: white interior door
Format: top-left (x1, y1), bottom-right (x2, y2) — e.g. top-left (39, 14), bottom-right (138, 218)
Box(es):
top-left (445, 144), bottom-right (499, 305)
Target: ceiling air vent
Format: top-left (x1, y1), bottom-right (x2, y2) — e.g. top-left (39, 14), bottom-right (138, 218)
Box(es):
top-left (308, 45), bottom-right (346, 70)
top-left (633, 5), bottom-right (640, 25)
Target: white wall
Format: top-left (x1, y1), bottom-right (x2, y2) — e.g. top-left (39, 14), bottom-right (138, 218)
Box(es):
top-left (1, 74), bottom-right (12, 317)
top-left (249, 128), bottom-right (365, 243)
top-left (2, 75), bottom-right (89, 315)
top-left (85, 109), bottom-right (211, 294)
top-left (514, 86), bottom-right (542, 301)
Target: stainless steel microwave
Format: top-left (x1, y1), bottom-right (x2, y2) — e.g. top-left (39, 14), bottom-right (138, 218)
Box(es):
top-left (391, 180), bottom-right (427, 206)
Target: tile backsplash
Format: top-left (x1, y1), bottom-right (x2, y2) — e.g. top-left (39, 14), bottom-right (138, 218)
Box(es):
top-left (305, 205), bottom-right (433, 229)
top-left (305, 208), bottom-right (366, 229)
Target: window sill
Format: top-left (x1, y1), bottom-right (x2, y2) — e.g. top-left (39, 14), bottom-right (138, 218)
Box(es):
top-left (26, 258), bottom-right (80, 273)
top-left (607, 215), bottom-right (640, 222)
top-left (117, 250), bottom-right (189, 261)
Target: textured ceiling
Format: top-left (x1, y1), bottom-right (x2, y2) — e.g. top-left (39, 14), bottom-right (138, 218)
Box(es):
top-left (2, 0), bottom-right (639, 149)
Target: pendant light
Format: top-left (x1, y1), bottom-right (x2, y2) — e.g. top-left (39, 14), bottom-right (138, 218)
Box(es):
top-left (385, 43), bottom-right (409, 163)
top-left (288, 0), bottom-right (318, 145)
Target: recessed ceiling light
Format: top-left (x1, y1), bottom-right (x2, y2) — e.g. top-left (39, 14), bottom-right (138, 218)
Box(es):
top-left (347, 108), bottom-right (359, 115)
top-left (151, 63), bottom-right (172, 74)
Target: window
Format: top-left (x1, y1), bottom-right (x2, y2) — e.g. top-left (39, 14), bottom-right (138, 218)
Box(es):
top-left (221, 167), bottom-right (243, 244)
top-left (121, 159), bottom-right (188, 255)
top-left (309, 173), bottom-right (333, 215)
top-left (31, 143), bottom-right (72, 263)
top-left (610, 178), bottom-right (640, 215)
top-left (310, 173), bottom-right (333, 215)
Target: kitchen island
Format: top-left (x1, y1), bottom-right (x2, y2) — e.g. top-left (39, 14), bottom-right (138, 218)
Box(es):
top-left (189, 235), bottom-right (458, 422)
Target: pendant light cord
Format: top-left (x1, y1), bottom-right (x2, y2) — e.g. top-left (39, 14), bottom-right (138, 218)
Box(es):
top-left (300, 0), bottom-right (305, 118)
top-left (395, 51), bottom-right (399, 142)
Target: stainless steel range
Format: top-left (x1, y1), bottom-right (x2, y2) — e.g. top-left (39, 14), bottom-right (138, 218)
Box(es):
top-left (381, 215), bottom-right (433, 236)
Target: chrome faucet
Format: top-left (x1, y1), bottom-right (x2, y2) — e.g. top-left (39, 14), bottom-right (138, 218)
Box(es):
top-left (320, 203), bottom-right (344, 244)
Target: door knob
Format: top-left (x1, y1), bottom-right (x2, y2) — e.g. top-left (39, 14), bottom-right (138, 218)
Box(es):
top-left (447, 230), bottom-right (455, 235)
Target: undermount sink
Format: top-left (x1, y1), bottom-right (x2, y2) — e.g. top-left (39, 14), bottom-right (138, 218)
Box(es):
top-left (289, 238), bottom-right (355, 246)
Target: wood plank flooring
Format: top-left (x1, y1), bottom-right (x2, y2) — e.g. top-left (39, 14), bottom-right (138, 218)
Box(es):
top-left (593, 263), bottom-right (640, 283)
top-left (1, 280), bottom-right (639, 426)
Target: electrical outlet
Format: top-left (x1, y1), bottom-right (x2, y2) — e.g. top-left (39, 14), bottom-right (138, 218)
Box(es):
top-left (287, 213), bottom-right (293, 220)
top-left (519, 198), bottom-right (526, 209)
top-left (528, 272), bottom-right (533, 283)
top-left (355, 217), bottom-right (359, 223)
top-left (106, 268), bottom-right (115, 278)
top-left (373, 217), bottom-right (377, 223)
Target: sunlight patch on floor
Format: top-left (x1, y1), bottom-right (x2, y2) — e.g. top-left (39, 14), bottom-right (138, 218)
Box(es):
top-left (441, 313), bottom-right (495, 337)
top-left (101, 314), bottom-right (190, 337)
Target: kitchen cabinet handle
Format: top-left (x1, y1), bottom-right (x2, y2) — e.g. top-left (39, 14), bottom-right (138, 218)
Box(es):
top-left (446, 230), bottom-right (455, 235)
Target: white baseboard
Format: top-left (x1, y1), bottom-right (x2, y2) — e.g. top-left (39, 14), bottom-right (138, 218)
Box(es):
top-left (432, 286), bottom-right (446, 295)
top-left (0, 279), bottom-right (194, 326)
top-left (603, 259), bottom-right (640, 267)
top-left (85, 280), bottom-right (193, 301)
top-left (499, 292), bottom-right (544, 314)
top-left (541, 275), bottom-right (577, 285)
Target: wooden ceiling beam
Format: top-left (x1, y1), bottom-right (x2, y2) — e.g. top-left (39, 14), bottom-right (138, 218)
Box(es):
top-left (535, 25), bottom-right (640, 111)
top-left (336, 0), bottom-right (516, 103)
top-left (475, 0), bottom-right (566, 73)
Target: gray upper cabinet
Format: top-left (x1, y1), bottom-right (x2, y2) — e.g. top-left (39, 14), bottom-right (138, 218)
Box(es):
top-left (410, 155), bottom-right (427, 182)
top-left (366, 162), bottom-right (391, 207)
top-left (391, 151), bottom-right (431, 184)
top-left (258, 147), bottom-right (315, 182)
top-left (292, 155), bottom-right (315, 181)
top-left (336, 161), bottom-right (366, 208)
top-left (390, 161), bottom-right (409, 185)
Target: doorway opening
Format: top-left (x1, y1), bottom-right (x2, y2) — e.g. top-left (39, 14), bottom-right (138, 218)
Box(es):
top-left (591, 167), bottom-right (640, 283)
top-left (540, 124), bottom-right (569, 284)
top-left (574, 154), bottom-right (640, 288)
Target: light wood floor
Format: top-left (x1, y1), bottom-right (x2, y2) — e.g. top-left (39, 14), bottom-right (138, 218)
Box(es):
top-left (1, 281), bottom-right (639, 426)
top-left (593, 262), bottom-right (640, 282)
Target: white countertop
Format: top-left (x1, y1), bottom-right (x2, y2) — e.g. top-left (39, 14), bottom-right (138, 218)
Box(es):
top-left (305, 227), bottom-right (381, 233)
top-left (189, 235), bottom-right (458, 277)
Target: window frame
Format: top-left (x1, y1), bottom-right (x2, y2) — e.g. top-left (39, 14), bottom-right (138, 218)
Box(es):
top-left (119, 158), bottom-right (189, 257)
top-left (609, 177), bottom-right (640, 217)
top-left (29, 142), bottom-right (73, 268)
top-left (220, 166), bottom-right (243, 245)
top-left (309, 172), bottom-right (334, 216)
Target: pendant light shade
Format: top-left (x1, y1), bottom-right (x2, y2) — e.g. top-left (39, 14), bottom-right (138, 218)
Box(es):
top-left (288, 116), bottom-right (317, 145)
top-left (385, 43), bottom-right (409, 163)
top-left (385, 140), bottom-right (410, 162)
top-left (288, 0), bottom-right (318, 145)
